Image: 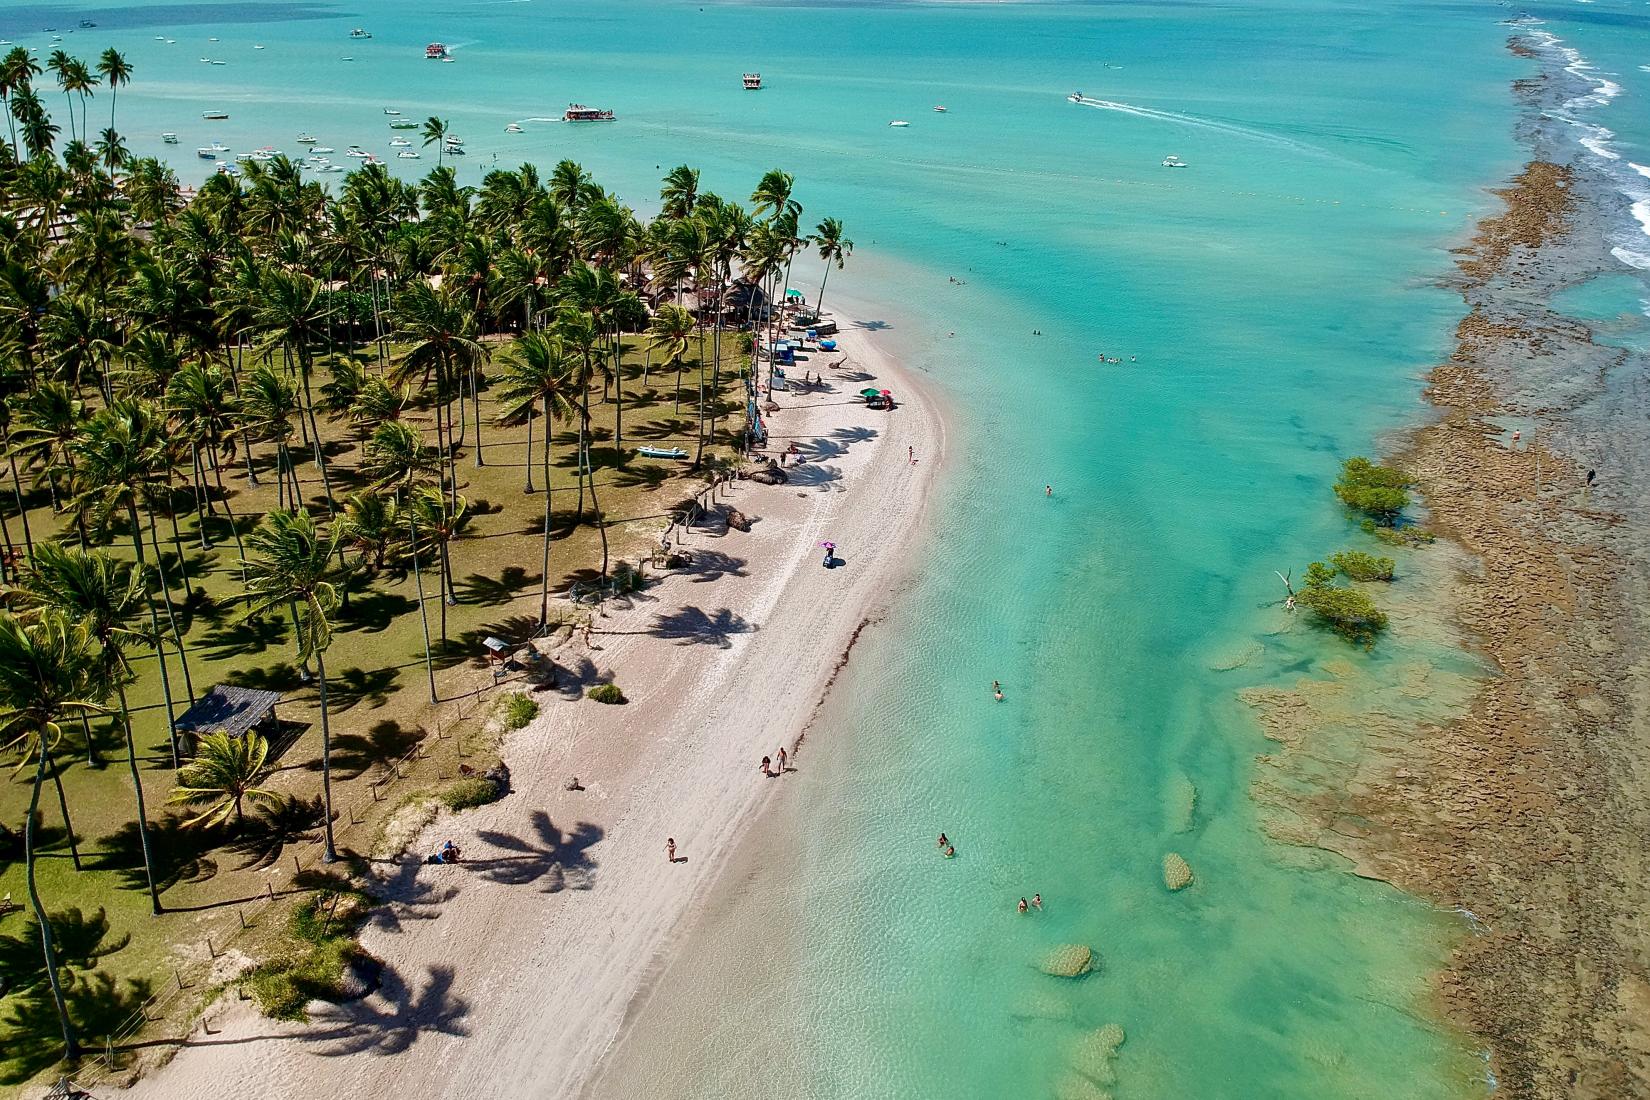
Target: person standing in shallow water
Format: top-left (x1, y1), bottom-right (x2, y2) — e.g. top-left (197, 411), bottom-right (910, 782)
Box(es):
top-left (1018, 897), bottom-right (1029, 914)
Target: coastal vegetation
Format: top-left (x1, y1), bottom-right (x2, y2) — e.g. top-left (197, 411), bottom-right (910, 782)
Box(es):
top-left (1328, 550), bottom-right (1395, 582)
top-left (1333, 456), bottom-right (1412, 526)
top-left (0, 49), bottom-right (850, 1084)
top-left (1297, 563), bottom-right (1389, 645)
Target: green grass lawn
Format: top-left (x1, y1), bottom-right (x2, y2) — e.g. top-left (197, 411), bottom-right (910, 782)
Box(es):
top-left (0, 332), bottom-right (747, 1089)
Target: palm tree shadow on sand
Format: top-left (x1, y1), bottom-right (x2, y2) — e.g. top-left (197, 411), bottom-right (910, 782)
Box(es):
top-left (294, 963), bottom-right (470, 1057)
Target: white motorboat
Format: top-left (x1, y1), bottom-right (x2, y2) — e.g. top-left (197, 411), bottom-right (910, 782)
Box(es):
top-left (743, 72), bottom-right (762, 90)
top-left (563, 104), bottom-right (615, 122)
top-left (933, 105), bottom-right (948, 113)
top-left (210, 60), bottom-right (227, 66)
top-left (216, 163), bottom-right (240, 177)
top-left (345, 147), bottom-right (369, 158)
top-left (444, 135), bottom-right (464, 147)
top-left (389, 137), bottom-right (411, 147)
top-left (311, 146), bottom-right (334, 154)
top-left (1067, 91), bottom-right (1084, 103)
top-left (209, 141), bottom-right (229, 152)
top-left (196, 147), bottom-right (218, 160)
top-left (888, 120), bottom-right (909, 127)
top-left (297, 133), bottom-right (317, 144)
top-left (254, 45), bottom-right (265, 50)
top-left (161, 132), bottom-right (179, 144)
top-left (350, 28), bottom-right (373, 39)
top-left (1161, 154), bottom-right (1187, 168)
top-left (397, 150), bottom-right (420, 159)
top-left (316, 164), bottom-right (343, 173)
top-left (384, 108), bottom-right (401, 115)
top-left (504, 123), bottom-right (523, 133)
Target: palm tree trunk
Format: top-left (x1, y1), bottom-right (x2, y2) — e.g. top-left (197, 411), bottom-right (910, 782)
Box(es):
top-left (314, 648), bottom-right (339, 861)
top-left (612, 329), bottom-right (624, 456)
top-left (7, 449), bottom-right (35, 557)
top-left (26, 747), bottom-right (80, 1059)
top-left (537, 397), bottom-right (553, 627)
top-left (144, 511), bottom-right (196, 705)
top-left (115, 678), bottom-right (163, 914)
top-left (297, 356), bottom-right (337, 515)
top-left (406, 505), bottom-right (438, 704)
top-left (573, 417), bottom-right (587, 520)
top-left (472, 363), bottom-right (484, 467)
top-left (583, 411), bottom-right (610, 579)
top-left (817, 262), bottom-right (834, 320)
top-left (127, 509), bottom-right (182, 768)
top-left (523, 412), bottom-right (535, 493)
top-left (46, 748), bottom-right (82, 871)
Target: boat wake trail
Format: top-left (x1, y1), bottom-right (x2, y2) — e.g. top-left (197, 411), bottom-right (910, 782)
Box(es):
top-left (1070, 95), bottom-right (1331, 159)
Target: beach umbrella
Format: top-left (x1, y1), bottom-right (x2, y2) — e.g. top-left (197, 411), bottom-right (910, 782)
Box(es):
top-left (785, 288), bottom-right (804, 299)
top-left (819, 541), bottom-right (836, 549)
top-left (879, 389), bottom-right (892, 395)
top-left (858, 388), bottom-right (882, 398)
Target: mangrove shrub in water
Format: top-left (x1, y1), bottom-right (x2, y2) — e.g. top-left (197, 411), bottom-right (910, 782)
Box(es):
top-left (1329, 550), bottom-right (1396, 582)
top-left (1299, 561), bottom-right (1389, 645)
top-left (1334, 457), bottom-right (1411, 526)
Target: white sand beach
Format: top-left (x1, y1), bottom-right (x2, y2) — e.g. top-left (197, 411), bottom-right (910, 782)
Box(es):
top-left (119, 319), bottom-right (944, 1100)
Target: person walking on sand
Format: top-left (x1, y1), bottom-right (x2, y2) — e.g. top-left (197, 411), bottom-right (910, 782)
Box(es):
top-left (666, 838), bottom-right (677, 862)
top-left (1018, 897), bottom-right (1029, 914)
top-left (778, 746), bottom-right (788, 772)
top-left (1032, 893), bottom-right (1042, 911)
top-left (760, 755), bottom-right (774, 777)
top-left (908, 445), bottom-right (914, 465)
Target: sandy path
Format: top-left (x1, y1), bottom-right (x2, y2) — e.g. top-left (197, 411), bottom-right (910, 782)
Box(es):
top-left (119, 319), bottom-right (943, 1100)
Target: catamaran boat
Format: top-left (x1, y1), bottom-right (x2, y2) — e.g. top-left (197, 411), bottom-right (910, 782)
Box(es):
top-left (1161, 154), bottom-right (1187, 168)
top-left (562, 104), bottom-right (615, 122)
top-left (743, 73), bottom-right (762, 90)
top-left (389, 137), bottom-right (412, 147)
top-left (297, 133), bottom-right (317, 144)
top-left (397, 149), bottom-right (420, 159)
top-left (426, 42), bottom-right (449, 60)
top-left (161, 132), bottom-right (179, 144)
top-left (888, 119), bottom-right (909, 127)
top-left (350, 28), bottom-right (373, 39)
top-left (1067, 91), bottom-right (1084, 103)
top-left (504, 123), bottom-right (523, 133)
top-left (384, 108), bottom-right (401, 115)
top-left (389, 119), bottom-right (418, 129)
top-left (203, 109), bottom-right (229, 119)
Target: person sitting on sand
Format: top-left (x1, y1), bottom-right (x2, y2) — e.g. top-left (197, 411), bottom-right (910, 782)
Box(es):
top-left (1018, 897), bottom-right (1029, 914)
top-left (439, 840), bottom-right (460, 864)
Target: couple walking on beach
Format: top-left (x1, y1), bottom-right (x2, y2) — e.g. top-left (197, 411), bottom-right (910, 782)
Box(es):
top-left (760, 746), bottom-right (790, 777)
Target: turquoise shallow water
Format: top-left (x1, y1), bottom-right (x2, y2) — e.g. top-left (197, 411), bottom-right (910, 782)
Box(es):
top-left (6, 0), bottom-right (1624, 1094)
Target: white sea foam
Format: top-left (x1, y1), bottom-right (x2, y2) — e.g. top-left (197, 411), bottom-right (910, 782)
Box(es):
top-left (1611, 244), bottom-right (1650, 271)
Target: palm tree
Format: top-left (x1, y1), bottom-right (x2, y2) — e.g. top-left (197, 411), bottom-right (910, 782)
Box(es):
top-left (13, 546), bottom-right (164, 913)
top-left (96, 48), bottom-right (131, 134)
top-left (0, 47), bottom-right (43, 156)
top-left (241, 509), bottom-right (342, 861)
top-left (812, 217), bottom-right (853, 320)
top-left (337, 490), bottom-right (401, 575)
top-left (660, 164), bottom-right (701, 222)
top-left (71, 399), bottom-right (193, 754)
top-left (410, 486), bottom-right (467, 642)
top-left (649, 304), bottom-right (695, 413)
top-left (361, 420), bottom-right (439, 495)
top-left (496, 333), bottom-right (580, 624)
top-left (167, 730), bottom-right (277, 828)
top-left (66, 59), bottom-right (97, 144)
top-left (0, 611), bottom-right (105, 1060)
top-left (238, 363), bottom-right (303, 509)
top-left (390, 281), bottom-right (487, 503)
top-left (252, 268), bottom-right (337, 513)
top-left (46, 50), bottom-right (74, 142)
top-left (422, 115), bottom-right (449, 168)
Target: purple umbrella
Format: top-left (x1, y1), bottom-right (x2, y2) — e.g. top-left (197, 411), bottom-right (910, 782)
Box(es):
top-left (819, 541), bottom-right (836, 550)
